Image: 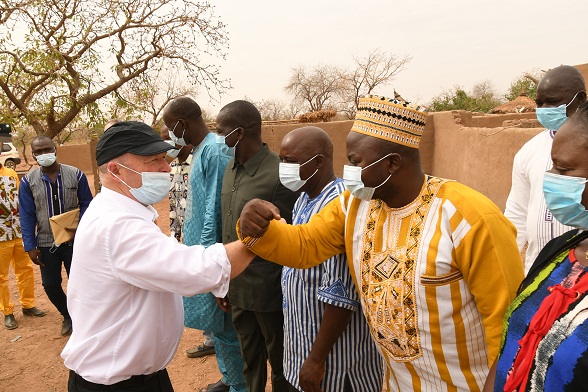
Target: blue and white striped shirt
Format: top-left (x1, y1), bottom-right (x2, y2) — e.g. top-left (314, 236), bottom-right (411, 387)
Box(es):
top-left (282, 178), bottom-right (383, 392)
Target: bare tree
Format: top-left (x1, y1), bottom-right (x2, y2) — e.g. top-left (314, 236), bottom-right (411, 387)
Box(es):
top-left (284, 99), bottom-right (305, 120)
top-left (254, 99), bottom-right (288, 121)
top-left (0, 0), bottom-right (228, 139)
top-left (340, 49), bottom-right (411, 117)
top-left (284, 65), bottom-right (346, 112)
top-left (112, 69), bottom-right (199, 127)
top-left (472, 80), bottom-right (497, 99)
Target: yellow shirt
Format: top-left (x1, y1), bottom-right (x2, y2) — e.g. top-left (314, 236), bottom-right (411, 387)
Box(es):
top-left (240, 176), bottom-right (524, 391)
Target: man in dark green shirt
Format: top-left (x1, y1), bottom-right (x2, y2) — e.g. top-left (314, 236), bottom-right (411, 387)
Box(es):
top-left (216, 100), bottom-right (298, 392)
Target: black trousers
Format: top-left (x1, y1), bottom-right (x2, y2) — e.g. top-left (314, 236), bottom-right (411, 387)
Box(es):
top-left (39, 244), bottom-right (72, 319)
top-left (68, 369), bottom-right (173, 392)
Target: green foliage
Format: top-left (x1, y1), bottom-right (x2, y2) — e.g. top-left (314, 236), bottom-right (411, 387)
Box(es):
top-left (0, 0), bottom-right (228, 139)
top-left (429, 82), bottom-right (504, 113)
top-left (504, 75), bottom-right (539, 101)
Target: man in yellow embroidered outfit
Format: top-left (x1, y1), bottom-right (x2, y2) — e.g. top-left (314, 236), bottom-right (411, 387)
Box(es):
top-left (238, 95), bottom-right (525, 391)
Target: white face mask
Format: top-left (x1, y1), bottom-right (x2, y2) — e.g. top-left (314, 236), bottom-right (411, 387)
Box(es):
top-left (168, 120), bottom-right (187, 146)
top-left (165, 140), bottom-right (180, 159)
top-left (342, 154), bottom-right (392, 200)
top-left (215, 127), bottom-right (240, 157)
top-left (279, 154), bottom-right (318, 192)
top-left (109, 162), bottom-right (171, 205)
top-left (35, 152), bottom-right (57, 167)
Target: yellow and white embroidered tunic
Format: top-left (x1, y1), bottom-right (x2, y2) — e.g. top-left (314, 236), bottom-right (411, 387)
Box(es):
top-left (239, 176), bottom-right (524, 391)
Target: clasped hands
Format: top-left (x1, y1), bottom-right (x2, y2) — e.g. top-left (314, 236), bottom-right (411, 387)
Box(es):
top-left (239, 199), bottom-right (284, 238)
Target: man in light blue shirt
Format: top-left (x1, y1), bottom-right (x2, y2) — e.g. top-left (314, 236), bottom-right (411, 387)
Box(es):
top-left (163, 97), bottom-right (244, 392)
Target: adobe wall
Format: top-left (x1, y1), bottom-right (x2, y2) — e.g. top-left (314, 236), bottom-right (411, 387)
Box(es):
top-left (263, 112), bottom-right (541, 210)
top-left (261, 121), bottom-right (354, 178)
top-left (470, 112), bottom-right (538, 128)
top-left (430, 111), bottom-right (542, 209)
top-left (53, 112), bottom-right (543, 211)
top-left (57, 142), bottom-right (94, 173)
top-left (261, 119), bottom-right (437, 179)
top-left (54, 141), bottom-right (100, 194)
top-left (449, 110), bottom-right (538, 128)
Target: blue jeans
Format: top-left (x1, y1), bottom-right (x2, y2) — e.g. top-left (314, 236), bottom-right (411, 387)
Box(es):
top-left (39, 244), bottom-right (72, 319)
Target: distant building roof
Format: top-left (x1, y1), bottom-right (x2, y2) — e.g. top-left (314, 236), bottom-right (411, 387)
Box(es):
top-left (491, 92), bottom-right (536, 114)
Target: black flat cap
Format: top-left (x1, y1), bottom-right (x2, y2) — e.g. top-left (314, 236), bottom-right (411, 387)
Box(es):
top-left (96, 121), bottom-right (176, 166)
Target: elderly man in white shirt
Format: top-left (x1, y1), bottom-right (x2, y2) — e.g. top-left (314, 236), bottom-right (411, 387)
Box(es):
top-left (61, 121), bottom-right (255, 392)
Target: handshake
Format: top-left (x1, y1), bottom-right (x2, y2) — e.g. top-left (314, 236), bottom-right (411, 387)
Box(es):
top-left (239, 199), bottom-right (285, 238)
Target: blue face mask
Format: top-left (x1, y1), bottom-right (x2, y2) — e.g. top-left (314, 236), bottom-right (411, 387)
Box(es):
top-left (536, 91), bottom-right (581, 131)
top-left (543, 171), bottom-right (588, 230)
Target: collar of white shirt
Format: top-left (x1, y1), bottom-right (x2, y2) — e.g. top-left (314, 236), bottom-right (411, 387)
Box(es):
top-left (99, 186), bottom-right (158, 222)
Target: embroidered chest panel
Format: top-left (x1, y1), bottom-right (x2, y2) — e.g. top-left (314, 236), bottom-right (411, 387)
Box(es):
top-left (360, 176), bottom-right (446, 362)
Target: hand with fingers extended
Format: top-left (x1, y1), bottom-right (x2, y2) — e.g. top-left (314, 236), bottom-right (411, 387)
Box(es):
top-left (27, 249), bottom-right (44, 266)
top-left (239, 199), bottom-right (283, 238)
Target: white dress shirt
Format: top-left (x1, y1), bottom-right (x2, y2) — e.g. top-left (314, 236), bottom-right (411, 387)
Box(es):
top-left (504, 129), bottom-right (572, 273)
top-left (61, 187), bottom-right (230, 384)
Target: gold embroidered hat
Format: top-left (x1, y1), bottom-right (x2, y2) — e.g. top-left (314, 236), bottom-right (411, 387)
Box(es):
top-left (351, 94), bottom-right (428, 149)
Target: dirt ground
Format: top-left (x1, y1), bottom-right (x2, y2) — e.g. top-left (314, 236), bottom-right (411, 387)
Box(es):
top-left (0, 183), bottom-right (272, 392)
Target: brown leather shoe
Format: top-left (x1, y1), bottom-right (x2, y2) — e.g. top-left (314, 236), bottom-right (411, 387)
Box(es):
top-left (4, 314), bottom-right (17, 330)
top-left (61, 318), bottom-right (73, 336)
top-left (22, 307), bottom-right (46, 317)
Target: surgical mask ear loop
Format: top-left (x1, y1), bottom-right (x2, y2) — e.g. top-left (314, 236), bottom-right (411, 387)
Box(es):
top-left (567, 90), bottom-right (582, 108)
top-left (363, 153), bottom-right (393, 171)
top-left (301, 154), bottom-right (319, 179)
top-left (108, 163), bottom-right (139, 189)
top-left (108, 168), bottom-right (131, 189)
top-left (374, 174), bottom-right (392, 189)
top-left (169, 120), bottom-right (188, 146)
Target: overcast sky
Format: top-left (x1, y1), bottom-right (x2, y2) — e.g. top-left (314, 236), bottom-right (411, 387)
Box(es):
top-left (199, 0), bottom-right (587, 115)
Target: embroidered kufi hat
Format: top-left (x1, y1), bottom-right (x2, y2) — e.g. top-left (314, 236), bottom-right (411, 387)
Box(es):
top-left (351, 95), bottom-right (428, 149)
